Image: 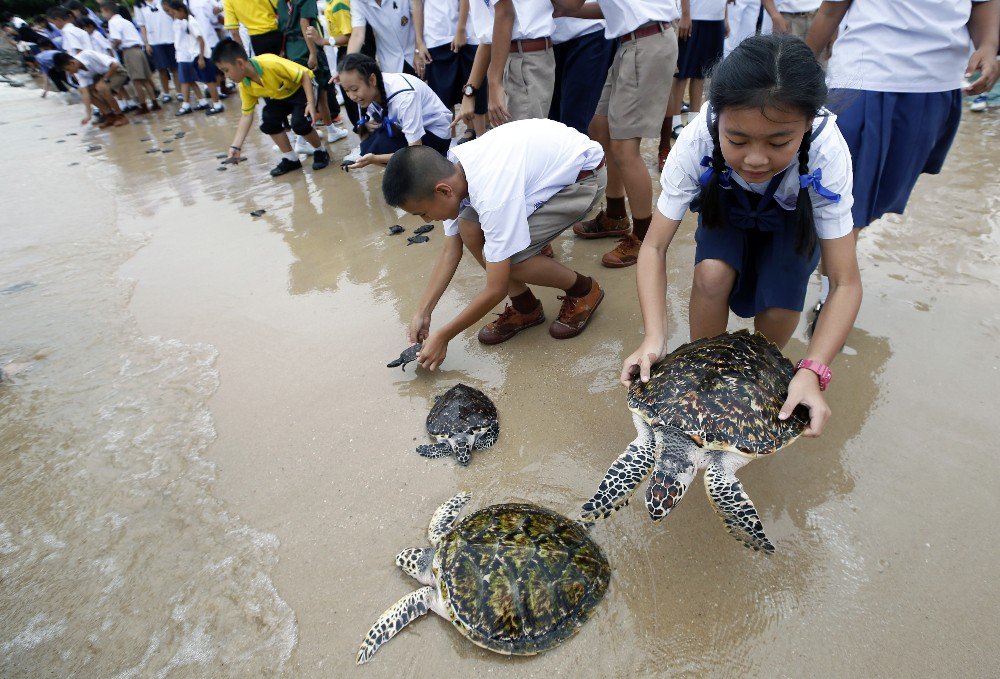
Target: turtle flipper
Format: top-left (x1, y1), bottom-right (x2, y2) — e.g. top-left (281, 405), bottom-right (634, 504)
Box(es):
top-left (580, 414), bottom-right (656, 523)
top-left (356, 586), bottom-right (439, 664)
top-left (428, 492), bottom-right (471, 546)
top-left (704, 453), bottom-right (774, 553)
top-left (473, 420), bottom-right (500, 449)
top-left (416, 441), bottom-right (452, 458)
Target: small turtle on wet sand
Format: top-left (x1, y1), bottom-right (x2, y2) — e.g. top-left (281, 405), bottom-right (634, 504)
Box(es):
top-left (250, 209), bottom-right (266, 217)
top-left (413, 223), bottom-right (434, 235)
top-left (86, 144), bottom-right (101, 152)
top-left (357, 493), bottom-right (610, 664)
top-left (417, 384), bottom-right (498, 465)
top-left (580, 330), bottom-right (809, 553)
top-left (388, 224), bottom-right (405, 235)
top-left (407, 234), bottom-right (430, 245)
top-left (387, 343), bottom-right (421, 370)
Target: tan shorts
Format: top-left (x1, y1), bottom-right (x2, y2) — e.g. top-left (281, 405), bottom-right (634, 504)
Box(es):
top-left (460, 167), bottom-right (607, 263)
top-left (595, 27), bottom-right (678, 139)
top-left (504, 47), bottom-right (556, 122)
top-left (121, 46), bottom-right (154, 82)
top-left (783, 12), bottom-right (831, 63)
top-left (101, 70), bottom-right (129, 93)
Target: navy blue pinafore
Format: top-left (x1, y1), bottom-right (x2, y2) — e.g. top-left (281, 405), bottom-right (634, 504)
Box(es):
top-left (358, 77), bottom-right (452, 158)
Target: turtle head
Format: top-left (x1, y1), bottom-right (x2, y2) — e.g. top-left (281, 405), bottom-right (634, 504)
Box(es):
top-left (396, 547), bottom-right (436, 585)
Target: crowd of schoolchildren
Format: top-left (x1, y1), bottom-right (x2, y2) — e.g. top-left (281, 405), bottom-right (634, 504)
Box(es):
top-left (3, 0), bottom-right (998, 436)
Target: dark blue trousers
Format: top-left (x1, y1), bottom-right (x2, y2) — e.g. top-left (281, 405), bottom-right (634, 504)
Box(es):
top-left (548, 29), bottom-right (616, 134)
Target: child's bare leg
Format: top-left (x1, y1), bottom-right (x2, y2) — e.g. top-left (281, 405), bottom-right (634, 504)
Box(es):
top-left (688, 78), bottom-right (705, 110)
top-left (753, 308), bottom-right (800, 348)
top-left (509, 254), bottom-right (576, 290)
top-left (610, 137), bottom-right (651, 220)
top-left (473, 113), bottom-right (487, 136)
top-left (96, 85), bottom-right (122, 114)
top-left (458, 220), bottom-right (530, 297)
top-left (205, 80), bottom-right (220, 104)
top-left (180, 82), bottom-right (191, 104)
top-left (589, 115), bottom-right (623, 200)
top-left (689, 259), bottom-right (736, 340)
top-left (300, 129), bottom-right (323, 147)
top-left (158, 69), bottom-right (170, 94)
top-left (317, 94), bottom-right (331, 126)
top-left (138, 78), bottom-right (157, 102)
top-left (271, 131), bottom-right (293, 152)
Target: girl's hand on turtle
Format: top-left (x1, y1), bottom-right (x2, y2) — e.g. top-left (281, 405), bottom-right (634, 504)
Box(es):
top-left (346, 153), bottom-right (375, 171)
top-left (408, 313), bottom-right (431, 344)
top-left (620, 337), bottom-right (667, 387)
top-left (417, 333), bottom-right (447, 371)
top-left (779, 370), bottom-right (831, 437)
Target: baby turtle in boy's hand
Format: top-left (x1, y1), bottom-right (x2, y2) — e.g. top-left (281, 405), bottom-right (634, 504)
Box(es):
top-left (407, 235), bottom-right (430, 245)
top-left (413, 224), bottom-right (434, 235)
top-left (387, 343), bottom-right (422, 371)
top-left (86, 145), bottom-right (102, 152)
top-left (389, 225), bottom-right (405, 235)
top-left (250, 209), bottom-right (266, 217)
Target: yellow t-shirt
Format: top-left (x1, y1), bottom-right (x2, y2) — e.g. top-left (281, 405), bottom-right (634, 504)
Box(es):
top-left (325, 0), bottom-right (353, 38)
top-left (239, 54), bottom-right (314, 113)
top-left (223, 0), bottom-right (279, 36)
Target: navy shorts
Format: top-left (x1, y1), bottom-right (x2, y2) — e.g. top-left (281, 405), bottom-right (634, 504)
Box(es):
top-left (177, 59), bottom-right (217, 84)
top-left (260, 88), bottom-right (314, 136)
top-left (150, 43), bottom-right (177, 71)
top-left (675, 20), bottom-right (725, 80)
top-left (550, 29), bottom-right (615, 134)
top-left (360, 125), bottom-right (451, 157)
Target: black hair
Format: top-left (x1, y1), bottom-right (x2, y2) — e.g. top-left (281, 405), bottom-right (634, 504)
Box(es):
top-left (38, 37), bottom-right (55, 49)
top-left (64, 1), bottom-right (88, 11)
top-left (1, 12), bottom-right (13, 22)
top-left (383, 146), bottom-right (457, 207)
top-left (52, 51), bottom-right (75, 70)
top-left (212, 38), bottom-right (248, 64)
top-left (701, 33), bottom-right (827, 257)
top-left (46, 7), bottom-right (73, 21)
top-left (338, 52), bottom-right (387, 111)
top-left (79, 17), bottom-right (96, 29)
top-left (99, 1), bottom-right (119, 11)
top-left (164, 0), bottom-right (189, 16)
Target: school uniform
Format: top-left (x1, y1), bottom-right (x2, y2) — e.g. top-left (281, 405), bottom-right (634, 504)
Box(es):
top-left (223, 0), bottom-right (281, 55)
top-left (108, 14), bottom-right (154, 82)
top-left (775, 0), bottom-right (820, 39)
top-left (675, 0), bottom-right (726, 80)
top-left (135, 0), bottom-right (178, 70)
top-left (446, 118), bottom-right (607, 264)
top-left (659, 103), bottom-right (854, 317)
top-left (549, 17), bottom-right (615, 134)
top-left (188, 0), bottom-right (221, 51)
top-left (174, 17), bottom-right (218, 84)
top-left (88, 30), bottom-right (116, 57)
top-left (421, 0), bottom-right (475, 110)
top-left (278, 0), bottom-right (331, 83)
top-left (72, 49), bottom-right (129, 91)
top-left (351, 0), bottom-right (416, 74)
top-left (36, 49), bottom-right (71, 91)
top-left (825, 0), bottom-right (984, 228)
top-left (238, 53), bottom-right (316, 135)
top-left (59, 22), bottom-right (92, 55)
top-left (723, 0), bottom-right (762, 57)
top-left (358, 72), bottom-right (452, 156)
top-left (593, 0), bottom-right (680, 139)
top-left (486, 0), bottom-right (556, 122)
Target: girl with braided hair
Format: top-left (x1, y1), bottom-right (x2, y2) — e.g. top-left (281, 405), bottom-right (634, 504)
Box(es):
top-left (621, 33), bottom-right (862, 438)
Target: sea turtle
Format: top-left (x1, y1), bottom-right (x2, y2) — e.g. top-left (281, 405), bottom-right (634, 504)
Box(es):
top-left (413, 224), bottom-right (434, 235)
top-left (407, 234), bottom-right (430, 245)
top-left (388, 224), bottom-right (405, 235)
top-left (417, 384), bottom-right (499, 465)
top-left (387, 343), bottom-right (421, 370)
top-left (357, 493), bottom-right (610, 664)
top-left (580, 330), bottom-right (809, 553)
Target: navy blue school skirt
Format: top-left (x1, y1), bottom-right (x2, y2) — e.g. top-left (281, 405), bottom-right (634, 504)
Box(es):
top-left (177, 59), bottom-right (217, 84)
top-left (675, 20), bottom-right (725, 80)
top-left (830, 88), bottom-right (962, 228)
top-left (360, 125), bottom-right (452, 157)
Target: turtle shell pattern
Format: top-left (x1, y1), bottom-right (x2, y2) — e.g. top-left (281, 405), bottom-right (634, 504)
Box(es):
top-left (629, 330), bottom-right (809, 456)
top-left (426, 384), bottom-right (498, 437)
top-left (434, 503), bottom-right (610, 655)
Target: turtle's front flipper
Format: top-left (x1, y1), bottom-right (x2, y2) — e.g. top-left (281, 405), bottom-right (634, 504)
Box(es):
top-left (428, 491), bottom-right (471, 546)
top-left (580, 414), bottom-right (656, 523)
top-left (645, 431), bottom-right (700, 520)
top-left (704, 453), bottom-right (774, 553)
top-left (416, 441), bottom-right (452, 458)
top-left (356, 586), bottom-right (441, 664)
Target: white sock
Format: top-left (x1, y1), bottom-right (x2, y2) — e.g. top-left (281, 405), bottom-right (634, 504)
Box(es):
top-left (672, 115), bottom-right (682, 129)
top-left (198, 97), bottom-right (208, 106)
top-left (819, 275), bottom-right (830, 303)
top-left (282, 151), bottom-right (298, 161)
top-left (128, 99), bottom-right (137, 106)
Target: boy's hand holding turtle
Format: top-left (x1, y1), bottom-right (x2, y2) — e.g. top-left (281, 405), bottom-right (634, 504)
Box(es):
top-left (620, 336), bottom-right (668, 387)
top-left (779, 369), bottom-right (831, 438)
top-left (417, 332), bottom-right (448, 371)
top-left (408, 312), bottom-right (431, 345)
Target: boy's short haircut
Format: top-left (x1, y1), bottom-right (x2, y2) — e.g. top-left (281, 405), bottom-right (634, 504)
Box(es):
top-left (212, 39), bottom-right (248, 65)
top-left (52, 52), bottom-right (75, 70)
top-left (79, 17), bottom-right (96, 29)
top-left (382, 146), bottom-right (456, 207)
top-left (46, 7), bottom-right (73, 21)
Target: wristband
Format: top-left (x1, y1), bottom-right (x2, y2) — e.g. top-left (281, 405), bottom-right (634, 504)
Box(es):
top-left (230, 145), bottom-right (241, 151)
top-left (795, 359), bottom-right (832, 391)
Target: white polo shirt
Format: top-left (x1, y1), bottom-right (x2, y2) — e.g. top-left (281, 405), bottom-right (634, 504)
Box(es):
top-left (421, 0), bottom-right (460, 49)
top-left (826, 0), bottom-right (987, 93)
top-left (352, 0), bottom-right (416, 72)
top-left (467, 0), bottom-right (493, 44)
top-left (173, 17), bottom-right (207, 62)
top-left (777, 0), bottom-right (821, 12)
top-left (690, 0), bottom-right (727, 22)
top-left (445, 119), bottom-right (605, 262)
top-left (73, 49), bottom-right (119, 86)
top-left (189, 0), bottom-right (221, 49)
top-left (59, 22), bottom-right (92, 54)
top-left (134, 0), bottom-right (176, 46)
top-left (657, 103), bottom-right (855, 240)
top-left (552, 16), bottom-right (605, 44)
top-left (489, 0), bottom-right (554, 41)
top-left (595, 0), bottom-right (679, 39)
top-left (375, 72), bottom-right (453, 142)
top-left (107, 14), bottom-right (144, 49)
top-left (88, 30), bottom-right (115, 55)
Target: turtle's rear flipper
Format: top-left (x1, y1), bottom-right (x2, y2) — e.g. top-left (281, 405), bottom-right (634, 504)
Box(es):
top-left (357, 586), bottom-right (439, 664)
top-left (580, 416), bottom-right (656, 523)
top-left (704, 454), bottom-right (774, 553)
top-left (416, 442), bottom-right (452, 458)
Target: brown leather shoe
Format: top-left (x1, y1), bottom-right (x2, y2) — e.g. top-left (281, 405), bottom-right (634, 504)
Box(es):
top-left (477, 302), bottom-right (545, 345)
top-left (601, 233), bottom-right (642, 268)
top-left (572, 209), bottom-right (631, 239)
top-left (549, 280), bottom-right (604, 339)
top-left (111, 114), bottom-right (130, 127)
top-left (137, 103), bottom-right (150, 114)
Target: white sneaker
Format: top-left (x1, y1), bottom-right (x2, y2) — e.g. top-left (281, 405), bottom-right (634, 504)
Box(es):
top-left (343, 146), bottom-right (361, 164)
top-left (294, 136), bottom-right (317, 155)
top-left (970, 94), bottom-right (989, 112)
top-left (160, 93), bottom-right (172, 103)
top-left (326, 125), bottom-right (349, 142)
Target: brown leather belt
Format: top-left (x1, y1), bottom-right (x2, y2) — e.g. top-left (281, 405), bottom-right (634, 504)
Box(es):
top-left (577, 157), bottom-right (607, 182)
top-left (619, 20), bottom-right (671, 44)
top-left (511, 37), bottom-right (552, 53)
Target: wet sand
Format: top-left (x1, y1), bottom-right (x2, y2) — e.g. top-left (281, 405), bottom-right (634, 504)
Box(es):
top-left (2, 82), bottom-right (999, 677)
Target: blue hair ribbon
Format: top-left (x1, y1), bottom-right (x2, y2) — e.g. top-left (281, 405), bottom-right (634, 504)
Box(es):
top-left (799, 168), bottom-right (841, 202)
top-left (699, 156), bottom-right (731, 189)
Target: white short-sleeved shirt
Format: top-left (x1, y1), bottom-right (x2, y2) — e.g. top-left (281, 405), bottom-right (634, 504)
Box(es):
top-left (690, 0), bottom-right (727, 22)
top-left (421, 0), bottom-right (460, 49)
top-left (189, 0), bottom-right (221, 49)
top-left (373, 72), bottom-right (453, 142)
top-left (173, 17), bottom-right (207, 62)
top-left (595, 0), bottom-right (679, 39)
top-left (552, 16), bottom-right (605, 44)
top-left (352, 0), bottom-right (416, 72)
top-left (489, 0), bottom-right (554, 41)
top-left (88, 30), bottom-right (115, 55)
top-left (73, 49), bottom-right (119, 86)
top-left (60, 23), bottom-right (93, 54)
top-left (107, 14), bottom-right (144, 49)
top-left (777, 0), bottom-right (821, 12)
top-left (826, 0), bottom-right (986, 93)
top-left (467, 0), bottom-right (493, 44)
top-left (445, 119), bottom-right (605, 262)
top-left (657, 103), bottom-right (855, 239)
top-left (134, 0), bottom-right (177, 46)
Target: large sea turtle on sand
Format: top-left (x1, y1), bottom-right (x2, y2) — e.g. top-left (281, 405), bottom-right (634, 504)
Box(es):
top-left (580, 330), bottom-right (809, 553)
top-left (357, 493), bottom-right (610, 664)
top-left (416, 384), bottom-right (499, 465)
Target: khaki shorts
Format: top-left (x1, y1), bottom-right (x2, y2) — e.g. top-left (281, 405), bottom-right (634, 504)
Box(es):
top-left (101, 70), bottom-right (129, 93)
top-left (121, 45), bottom-right (154, 82)
top-left (504, 47), bottom-right (556, 122)
top-left (783, 12), bottom-right (831, 63)
top-left (460, 167), bottom-right (607, 263)
top-left (595, 27), bottom-right (678, 139)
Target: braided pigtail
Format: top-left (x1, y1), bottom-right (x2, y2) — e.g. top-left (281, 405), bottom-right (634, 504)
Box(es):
top-left (699, 115), bottom-right (729, 229)
top-left (793, 130), bottom-right (818, 257)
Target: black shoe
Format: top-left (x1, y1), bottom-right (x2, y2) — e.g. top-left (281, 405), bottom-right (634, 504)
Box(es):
top-left (312, 148), bottom-right (330, 170)
top-left (269, 157), bottom-right (303, 177)
top-left (175, 106), bottom-right (192, 116)
top-left (680, 101), bottom-right (690, 113)
top-left (457, 130), bottom-right (477, 145)
top-left (807, 300), bottom-right (824, 337)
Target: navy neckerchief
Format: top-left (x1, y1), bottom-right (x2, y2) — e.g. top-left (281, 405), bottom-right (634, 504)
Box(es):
top-left (361, 75), bottom-right (416, 137)
top-left (723, 169), bottom-right (789, 233)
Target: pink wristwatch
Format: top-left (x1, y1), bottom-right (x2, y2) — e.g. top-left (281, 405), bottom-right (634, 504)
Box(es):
top-left (796, 359), bottom-right (832, 391)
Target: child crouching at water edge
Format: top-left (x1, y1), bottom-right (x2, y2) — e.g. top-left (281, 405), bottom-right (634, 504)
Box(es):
top-left (164, 0), bottom-right (223, 116)
top-left (622, 34), bottom-right (862, 437)
top-left (383, 119), bottom-right (608, 370)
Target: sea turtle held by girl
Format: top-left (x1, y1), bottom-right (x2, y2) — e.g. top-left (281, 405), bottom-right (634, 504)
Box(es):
top-left (416, 384), bottom-right (498, 465)
top-left (357, 493), bottom-right (610, 664)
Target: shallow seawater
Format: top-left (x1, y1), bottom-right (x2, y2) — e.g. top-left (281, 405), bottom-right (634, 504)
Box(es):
top-left (2, 79), bottom-right (1000, 678)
